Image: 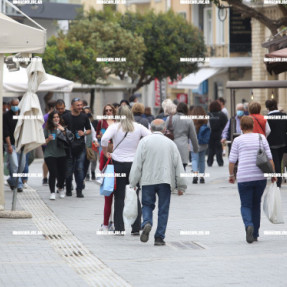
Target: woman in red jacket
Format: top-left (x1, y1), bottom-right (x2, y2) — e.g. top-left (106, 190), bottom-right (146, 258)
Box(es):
top-left (248, 102), bottom-right (270, 137)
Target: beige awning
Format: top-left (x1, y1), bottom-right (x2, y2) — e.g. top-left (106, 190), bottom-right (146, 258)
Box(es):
top-left (0, 12), bottom-right (46, 53)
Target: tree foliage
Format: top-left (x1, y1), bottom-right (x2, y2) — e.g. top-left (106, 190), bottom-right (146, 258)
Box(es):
top-left (42, 8), bottom-right (206, 93)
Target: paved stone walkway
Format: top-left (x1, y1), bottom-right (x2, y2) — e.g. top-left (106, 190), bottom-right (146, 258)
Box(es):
top-left (1, 159), bottom-right (287, 286)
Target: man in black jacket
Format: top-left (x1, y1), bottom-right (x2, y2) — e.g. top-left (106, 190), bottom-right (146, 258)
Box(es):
top-left (3, 99), bottom-right (26, 192)
top-left (265, 99), bottom-right (287, 188)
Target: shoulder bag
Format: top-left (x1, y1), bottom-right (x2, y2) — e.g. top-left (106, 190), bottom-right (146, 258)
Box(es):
top-left (164, 115), bottom-right (174, 140)
top-left (256, 134), bottom-right (274, 173)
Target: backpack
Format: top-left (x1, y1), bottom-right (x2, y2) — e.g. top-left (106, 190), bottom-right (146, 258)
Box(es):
top-left (198, 124), bottom-right (211, 145)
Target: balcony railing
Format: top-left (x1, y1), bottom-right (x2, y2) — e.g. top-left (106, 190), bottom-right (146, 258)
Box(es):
top-left (206, 44), bottom-right (251, 57)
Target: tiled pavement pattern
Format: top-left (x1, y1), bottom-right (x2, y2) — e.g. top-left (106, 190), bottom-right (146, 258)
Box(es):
top-left (1, 158), bottom-right (287, 286)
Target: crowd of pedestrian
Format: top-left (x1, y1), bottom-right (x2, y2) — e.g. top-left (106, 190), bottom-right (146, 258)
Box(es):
top-left (3, 95), bottom-right (286, 245)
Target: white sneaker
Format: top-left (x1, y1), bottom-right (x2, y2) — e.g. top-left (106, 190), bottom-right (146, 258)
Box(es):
top-left (59, 189), bottom-right (65, 199)
top-left (23, 183), bottom-right (28, 189)
top-left (50, 193), bottom-right (56, 200)
top-left (99, 224), bottom-right (108, 231)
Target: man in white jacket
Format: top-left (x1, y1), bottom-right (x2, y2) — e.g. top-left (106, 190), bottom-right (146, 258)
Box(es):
top-left (129, 119), bottom-right (187, 246)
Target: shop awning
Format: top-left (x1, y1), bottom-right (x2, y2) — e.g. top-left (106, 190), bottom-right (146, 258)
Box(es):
top-left (265, 48), bottom-right (287, 75)
top-left (0, 12), bottom-right (46, 53)
top-left (3, 65), bottom-right (74, 93)
top-left (172, 68), bottom-right (227, 90)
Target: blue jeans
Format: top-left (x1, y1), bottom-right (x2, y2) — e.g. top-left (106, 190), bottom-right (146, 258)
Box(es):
top-left (141, 184), bottom-right (171, 239)
top-left (237, 179), bottom-right (267, 238)
top-left (22, 153), bottom-right (30, 182)
top-left (191, 150), bottom-right (206, 173)
top-left (66, 149), bottom-right (86, 192)
top-left (5, 144), bottom-right (26, 189)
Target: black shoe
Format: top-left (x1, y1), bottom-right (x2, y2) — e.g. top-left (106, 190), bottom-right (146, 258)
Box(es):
top-left (91, 172), bottom-right (96, 181)
top-left (192, 177), bottom-right (198, 184)
top-left (131, 231), bottom-right (140, 236)
top-left (66, 192), bottom-right (72, 196)
top-left (154, 237), bottom-right (166, 246)
top-left (8, 182), bottom-right (15, 191)
top-left (76, 190), bottom-right (84, 198)
top-left (42, 178), bottom-right (48, 186)
top-left (86, 174), bottom-right (90, 181)
top-left (140, 223), bottom-right (152, 243)
top-left (246, 226), bottom-right (254, 244)
top-left (17, 188), bottom-right (23, 193)
top-left (200, 177), bottom-right (205, 184)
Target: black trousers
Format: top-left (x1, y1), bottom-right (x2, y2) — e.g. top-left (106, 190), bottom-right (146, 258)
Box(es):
top-left (207, 137), bottom-right (223, 167)
top-left (45, 156), bottom-right (66, 193)
top-left (113, 160), bottom-right (142, 232)
top-left (271, 147), bottom-right (285, 188)
top-left (84, 156), bottom-right (90, 178)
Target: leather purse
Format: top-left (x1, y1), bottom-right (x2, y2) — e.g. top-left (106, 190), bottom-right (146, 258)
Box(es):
top-left (256, 134), bottom-right (274, 173)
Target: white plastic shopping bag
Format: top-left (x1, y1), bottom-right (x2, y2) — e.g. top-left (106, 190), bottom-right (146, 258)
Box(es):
top-left (263, 183), bottom-right (284, 224)
top-left (123, 185), bottom-right (138, 226)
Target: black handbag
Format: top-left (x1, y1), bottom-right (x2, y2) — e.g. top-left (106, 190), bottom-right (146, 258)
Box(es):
top-left (66, 113), bottom-right (86, 155)
top-left (57, 128), bottom-right (74, 149)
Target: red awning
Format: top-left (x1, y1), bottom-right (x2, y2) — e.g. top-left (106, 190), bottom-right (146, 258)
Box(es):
top-left (265, 48), bottom-right (287, 75)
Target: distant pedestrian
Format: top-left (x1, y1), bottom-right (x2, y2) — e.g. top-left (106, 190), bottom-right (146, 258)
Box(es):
top-left (265, 99), bottom-right (287, 188)
top-left (142, 107), bottom-right (155, 123)
top-left (129, 119), bottom-right (187, 246)
top-left (129, 95), bottom-right (138, 107)
top-left (55, 99), bottom-right (71, 117)
top-left (99, 140), bottom-right (115, 232)
top-left (166, 102), bottom-right (199, 170)
top-left (207, 101), bottom-right (228, 166)
top-left (96, 104), bottom-right (116, 155)
top-left (156, 99), bottom-right (177, 121)
top-left (217, 97), bottom-right (229, 118)
top-left (83, 107), bottom-right (98, 181)
top-left (101, 105), bottom-right (151, 234)
top-left (44, 111), bottom-right (67, 200)
top-left (221, 103), bottom-right (244, 155)
top-left (132, 103), bottom-right (149, 129)
top-left (42, 100), bottom-right (56, 186)
top-left (190, 106), bottom-right (209, 184)
top-left (248, 102), bottom-right (270, 137)
top-left (3, 99), bottom-right (26, 192)
top-left (229, 116), bottom-right (276, 243)
top-left (120, 100), bottom-right (130, 107)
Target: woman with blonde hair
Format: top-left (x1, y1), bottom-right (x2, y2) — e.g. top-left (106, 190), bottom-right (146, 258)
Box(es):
top-left (101, 105), bottom-right (151, 235)
top-left (132, 103), bottom-right (149, 128)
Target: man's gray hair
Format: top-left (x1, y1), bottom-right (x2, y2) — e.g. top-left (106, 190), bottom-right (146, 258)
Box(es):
top-left (151, 121), bottom-right (166, 132)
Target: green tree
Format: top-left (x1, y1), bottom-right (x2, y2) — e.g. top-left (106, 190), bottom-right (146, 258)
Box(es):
top-left (42, 33), bottom-right (105, 84)
top-left (67, 16), bottom-right (146, 83)
top-left (116, 10), bottom-right (206, 93)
